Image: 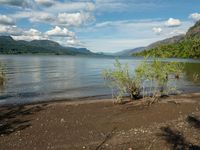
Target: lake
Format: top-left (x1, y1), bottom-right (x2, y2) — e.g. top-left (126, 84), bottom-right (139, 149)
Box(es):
top-left (0, 55), bottom-right (199, 105)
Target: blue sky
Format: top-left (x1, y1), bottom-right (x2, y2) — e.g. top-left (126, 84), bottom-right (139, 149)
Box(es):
top-left (0, 0), bottom-right (200, 52)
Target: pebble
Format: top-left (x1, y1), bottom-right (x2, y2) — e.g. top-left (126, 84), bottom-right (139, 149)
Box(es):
top-left (121, 132), bottom-right (126, 135)
top-left (60, 118), bottom-right (65, 123)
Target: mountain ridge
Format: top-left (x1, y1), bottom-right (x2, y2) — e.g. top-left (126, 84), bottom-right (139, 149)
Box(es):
top-left (133, 20), bottom-right (200, 59)
top-left (0, 36), bottom-right (96, 56)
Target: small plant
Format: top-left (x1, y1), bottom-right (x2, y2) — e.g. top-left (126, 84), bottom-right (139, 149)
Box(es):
top-left (0, 62), bottom-right (6, 86)
top-left (135, 58), bottom-right (183, 104)
top-left (193, 73), bottom-right (200, 82)
top-left (103, 58), bottom-right (183, 104)
top-left (102, 60), bottom-right (140, 103)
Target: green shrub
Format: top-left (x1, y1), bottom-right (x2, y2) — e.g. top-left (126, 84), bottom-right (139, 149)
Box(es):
top-left (135, 59), bottom-right (183, 100)
top-left (0, 63), bottom-right (5, 85)
top-left (102, 60), bottom-right (140, 103)
top-left (103, 58), bottom-right (183, 103)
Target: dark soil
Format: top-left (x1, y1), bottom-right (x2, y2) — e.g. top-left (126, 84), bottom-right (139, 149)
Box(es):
top-left (0, 93), bottom-right (200, 150)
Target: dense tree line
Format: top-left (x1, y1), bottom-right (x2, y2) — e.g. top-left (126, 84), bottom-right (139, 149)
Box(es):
top-left (134, 37), bottom-right (200, 59)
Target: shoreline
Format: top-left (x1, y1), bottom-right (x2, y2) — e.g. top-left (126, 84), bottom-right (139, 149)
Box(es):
top-left (0, 92), bottom-right (200, 150)
top-left (1, 91), bottom-right (200, 107)
top-left (0, 94), bottom-right (112, 107)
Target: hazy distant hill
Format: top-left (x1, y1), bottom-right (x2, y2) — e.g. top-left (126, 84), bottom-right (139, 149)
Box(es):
top-left (145, 35), bottom-right (185, 50)
top-left (0, 36), bottom-right (95, 56)
top-left (113, 47), bottom-right (145, 56)
top-left (115, 35), bottom-right (184, 57)
top-left (134, 20), bottom-right (200, 59)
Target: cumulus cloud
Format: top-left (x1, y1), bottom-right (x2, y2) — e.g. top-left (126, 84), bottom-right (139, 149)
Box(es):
top-left (0, 25), bottom-right (22, 36)
top-left (0, 24), bottom-right (45, 41)
top-left (0, 15), bottom-right (15, 25)
top-left (13, 11), bottom-right (93, 27)
top-left (29, 12), bottom-right (55, 22)
top-left (165, 18), bottom-right (181, 27)
top-left (189, 13), bottom-right (200, 22)
top-left (45, 26), bottom-right (75, 37)
top-left (12, 34), bottom-right (45, 41)
top-left (58, 12), bottom-right (93, 27)
top-left (66, 38), bottom-right (83, 46)
top-left (0, 0), bottom-right (33, 8)
top-left (35, 0), bottom-right (55, 7)
top-left (24, 28), bottom-right (41, 36)
top-left (152, 27), bottom-right (162, 34)
top-left (44, 2), bottom-right (95, 13)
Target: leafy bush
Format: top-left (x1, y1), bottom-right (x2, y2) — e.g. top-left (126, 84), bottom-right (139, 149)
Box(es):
top-left (103, 59), bottom-right (183, 103)
top-left (0, 62), bottom-right (5, 85)
top-left (102, 60), bottom-right (140, 103)
top-left (135, 59), bottom-right (183, 101)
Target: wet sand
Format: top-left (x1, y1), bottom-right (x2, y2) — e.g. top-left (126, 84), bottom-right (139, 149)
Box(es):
top-left (0, 93), bottom-right (200, 150)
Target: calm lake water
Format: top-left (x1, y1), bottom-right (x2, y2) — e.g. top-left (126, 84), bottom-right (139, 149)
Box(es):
top-left (0, 55), bottom-right (199, 105)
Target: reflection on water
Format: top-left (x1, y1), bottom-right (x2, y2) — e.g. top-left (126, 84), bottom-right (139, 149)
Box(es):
top-left (0, 55), bottom-right (199, 105)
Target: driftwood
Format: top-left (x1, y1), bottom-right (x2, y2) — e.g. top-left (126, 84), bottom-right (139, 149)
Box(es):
top-left (95, 127), bottom-right (117, 150)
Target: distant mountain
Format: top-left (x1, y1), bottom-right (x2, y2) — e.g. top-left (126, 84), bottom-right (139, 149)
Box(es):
top-left (186, 20), bottom-right (200, 38)
top-left (115, 35), bottom-right (184, 57)
top-left (113, 47), bottom-right (145, 56)
top-left (145, 35), bottom-right (185, 50)
top-left (0, 36), bottom-right (97, 56)
top-left (133, 20), bottom-right (200, 59)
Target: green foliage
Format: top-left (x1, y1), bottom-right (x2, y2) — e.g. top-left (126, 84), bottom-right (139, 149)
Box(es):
top-left (135, 59), bottom-right (183, 99)
top-left (134, 19), bottom-right (200, 59)
top-left (0, 62), bottom-right (5, 85)
top-left (102, 60), bottom-right (140, 103)
top-left (103, 58), bottom-right (183, 103)
top-left (134, 37), bottom-right (200, 59)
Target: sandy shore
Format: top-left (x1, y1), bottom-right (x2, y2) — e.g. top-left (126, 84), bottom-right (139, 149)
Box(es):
top-left (0, 93), bottom-right (200, 150)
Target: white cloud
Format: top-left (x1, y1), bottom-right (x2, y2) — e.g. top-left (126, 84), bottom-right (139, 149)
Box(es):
top-left (81, 19), bottom-right (192, 52)
top-left (12, 35), bottom-right (45, 41)
top-left (66, 38), bottom-right (83, 46)
top-left (45, 2), bottom-right (95, 13)
top-left (35, 0), bottom-right (55, 7)
top-left (24, 28), bottom-right (41, 36)
top-left (0, 0), bottom-right (33, 8)
top-left (152, 27), bottom-right (162, 34)
top-left (0, 15), bottom-right (15, 25)
top-left (29, 12), bottom-right (55, 22)
top-left (45, 26), bottom-right (75, 37)
top-left (0, 24), bottom-right (46, 41)
top-left (165, 18), bottom-right (181, 27)
top-left (58, 12), bottom-right (93, 27)
top-left (189, 13), bottom-right (200, 22)
top-left (0, 25), bottom-right (22, 36)
top-left (13, 9), bottom-right (94, 27)
top-left (12, 28), bottom-right (46, 41)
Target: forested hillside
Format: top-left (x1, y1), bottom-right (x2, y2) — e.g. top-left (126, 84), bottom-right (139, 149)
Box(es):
top-left (134, 20), bottom-right (200, 59)
top-left (0, 36), bottom-right (94, 56)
